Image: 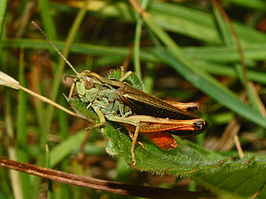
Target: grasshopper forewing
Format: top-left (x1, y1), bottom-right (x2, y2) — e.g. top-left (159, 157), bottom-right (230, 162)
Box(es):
top-left (32, 21), bottom-right (207, 166)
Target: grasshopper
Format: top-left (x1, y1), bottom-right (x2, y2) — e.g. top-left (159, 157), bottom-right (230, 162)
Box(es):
top-left (32, 22), bottom-right (207, 166)
top-left (66, 69), bottom-right (207, 165)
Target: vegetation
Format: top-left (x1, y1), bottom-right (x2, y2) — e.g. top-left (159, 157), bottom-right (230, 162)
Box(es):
top-left (0, 0), bottom-right (265, 198)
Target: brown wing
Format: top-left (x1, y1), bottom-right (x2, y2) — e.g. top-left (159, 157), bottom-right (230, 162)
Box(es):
top-left (119, 83), bottom-right (197, 120)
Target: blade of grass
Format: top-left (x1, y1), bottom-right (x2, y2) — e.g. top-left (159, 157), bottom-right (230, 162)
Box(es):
top-left (52, 0), bottom-right (266, 44)
top-left (196, 61), bottom-right (266, 84)
top-left (50, 130), bottom-right (85, 168)
top-left (212, 2), bottom-right (234, 45)
top-left (3, 39), bottom-right (266, 63)
top-left (133, 0), bottom-right (149, 79)
top-left (39, 0), bottom-right (91, 151)
top-left (0, 21), bottom-right (23, 199)
top-left (129, 2), bottom-right (266, 127)
top-left (1, 39), bottom-right (265, 84)
top-left (143, 62), bottom-right (155, 94)
top-left (182, 45), bottom-right (266, 62)
top-left (149, 0), bottom-right (266, 44)
top-left (223, 0), bottom-right (266, 11)
top-left (212, 1), bottom-right (264, 117)
top-left (34, 1), bottom-right (57, 163)
top-left (58, 96), bottom-right (71, 199)
top-left (247, 83), bottom-right (266, 117)
top-left (212, 0), bottom-right (249, 91)
top-left (17, 49), bottom-right (27, 151)
top-left (16, 49), bottom-right (30, 199)
top-left (0, 0), bottom-right (8, 38)
top-left (156, 47), bottom-right (266, 128)
top-left (1, 39), bottom-right (265, 85)
top-left (4, 91), bottom-right (24, 199)
top-left (0, 21), bottom-right (10, 196)
top-left (37, 0), bottom-right (57, 40)
top-left (151, 1), bottom-right (266, 44)
top-left (45, 145), bottom-right (53, 199)
top-left (50, 129), bottom-right (106, 168)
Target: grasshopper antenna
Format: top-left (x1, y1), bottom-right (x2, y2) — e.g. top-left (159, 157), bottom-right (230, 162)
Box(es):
top-left (31, 21), bottom-right (80, 77)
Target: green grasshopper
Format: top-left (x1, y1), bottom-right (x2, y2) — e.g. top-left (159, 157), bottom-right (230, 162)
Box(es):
top-left (33, 22), bottom-right (208, 166)
top-left (66, 69), bottom-right (207, 166)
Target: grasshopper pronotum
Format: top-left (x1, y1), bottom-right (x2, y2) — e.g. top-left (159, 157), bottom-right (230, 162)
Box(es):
top-left (33, 22), bottom-right (208, 166)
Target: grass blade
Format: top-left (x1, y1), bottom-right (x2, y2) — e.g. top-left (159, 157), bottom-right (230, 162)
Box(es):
top-left (130, 6), bottom-right (266, 127)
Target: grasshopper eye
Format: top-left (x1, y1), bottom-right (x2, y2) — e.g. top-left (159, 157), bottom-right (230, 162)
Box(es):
top-left (84, 77), bottom-right (94, 90)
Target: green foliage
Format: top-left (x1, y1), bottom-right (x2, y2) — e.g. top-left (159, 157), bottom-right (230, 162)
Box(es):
top-left (104, 123), bottom-right (266, 198)
top-left (0, 0), bottom-right (265, 199)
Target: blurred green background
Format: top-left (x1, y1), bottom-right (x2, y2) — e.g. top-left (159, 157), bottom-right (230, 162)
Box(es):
top-left (0, 0), bottom-right (265, 198)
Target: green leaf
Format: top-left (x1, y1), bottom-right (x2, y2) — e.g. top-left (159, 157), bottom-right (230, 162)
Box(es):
top-left (68, 98), bottom-right (99, 122)
top-left (103, 123), bottom-right (266, 198)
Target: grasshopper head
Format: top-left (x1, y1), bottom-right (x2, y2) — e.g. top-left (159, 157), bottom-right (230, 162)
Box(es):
top-left (73, 70), bottom-right (100, 103)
